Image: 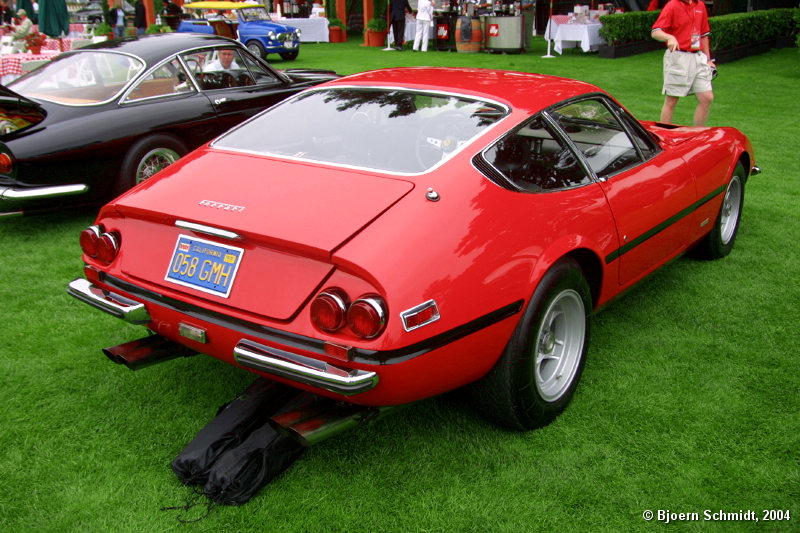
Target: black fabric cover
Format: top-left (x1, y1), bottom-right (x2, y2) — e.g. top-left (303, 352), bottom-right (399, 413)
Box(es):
top-left (170, 379), bottom-right (294, 485)
top-left (202, 421), bottom-right (304, 505)
top-left (459, 16), bottom-right (472, 41)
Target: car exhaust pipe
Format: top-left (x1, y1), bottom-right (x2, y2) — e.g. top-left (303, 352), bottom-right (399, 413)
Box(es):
top-left (271, 393), bottom-right (393, 446)
top-left (102, 335), bottom-right (198, 371)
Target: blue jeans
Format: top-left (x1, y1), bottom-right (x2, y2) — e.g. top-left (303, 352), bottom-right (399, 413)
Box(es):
top-left (113, 26), bottom-right (126, 39)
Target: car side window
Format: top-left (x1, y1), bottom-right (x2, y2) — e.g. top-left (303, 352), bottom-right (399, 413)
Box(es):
top-left (483, 116), bottom-right (591, 192)
top-left (240, 53), bottom-right (280, 86)
top-left (124, 58), bottom-right (195, 102)
top-left (550, 99), bottom-right (641, 179)
top-left (185, 48), bottom-right (263, 89)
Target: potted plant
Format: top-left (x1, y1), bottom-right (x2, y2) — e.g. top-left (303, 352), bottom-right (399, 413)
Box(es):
top-left (328, 18), bottom-right (346, 43)
top-left (364, 17), bottom-right (388, 47)
top-left (24, 31), bottom-right (47, 54)
top-left (93, 22), bottom-right (113, 43)
top-left (146, 24), bottom-right (173, 34)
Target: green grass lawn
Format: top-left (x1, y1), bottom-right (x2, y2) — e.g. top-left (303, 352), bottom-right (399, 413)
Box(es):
top-left (0, 38), bottom-right (798, 532)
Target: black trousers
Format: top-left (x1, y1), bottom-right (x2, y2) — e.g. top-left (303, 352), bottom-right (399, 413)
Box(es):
top-left (391, 18), bottom-right (406, 47)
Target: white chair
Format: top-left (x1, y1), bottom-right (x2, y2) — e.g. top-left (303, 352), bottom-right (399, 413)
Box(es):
top-left (21, 59), bottom-right (49, 74)
top-left (1, 35), bottom-right (14, 55)
top-left (71, 39), bottom-right (93, 49)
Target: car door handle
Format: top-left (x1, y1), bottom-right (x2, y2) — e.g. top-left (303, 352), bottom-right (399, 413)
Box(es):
top-left (214, 98), bottom-right (227, 105)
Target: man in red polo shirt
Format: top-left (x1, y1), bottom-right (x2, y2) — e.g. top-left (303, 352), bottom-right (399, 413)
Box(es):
top-left (651, 0), bottom-right (715, 126)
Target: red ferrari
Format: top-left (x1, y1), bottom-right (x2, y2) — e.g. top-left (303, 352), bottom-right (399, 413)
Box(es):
top-left (68, 68), bottom-right (758, 431)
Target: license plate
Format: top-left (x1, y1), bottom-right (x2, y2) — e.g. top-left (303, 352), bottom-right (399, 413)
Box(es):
top-left (165, 235), bottom-right (244, 298)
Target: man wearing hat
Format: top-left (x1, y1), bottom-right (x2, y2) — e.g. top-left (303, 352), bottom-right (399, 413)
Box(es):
top-left (11, 8), bottom-right (33, 41)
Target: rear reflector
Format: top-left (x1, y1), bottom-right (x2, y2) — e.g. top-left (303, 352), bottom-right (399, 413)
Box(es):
top-left (400, 300), bottom-right (440, 332)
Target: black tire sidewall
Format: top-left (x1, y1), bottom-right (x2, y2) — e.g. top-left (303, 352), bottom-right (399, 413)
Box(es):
top-left (116, 134), bottom-right (187, 197)
top-left (506, 259), bottom-right (592, 429)
top-left (246, 41), bottom-right (266, 59)
top-left (698, 163), bottom-right (746, 259)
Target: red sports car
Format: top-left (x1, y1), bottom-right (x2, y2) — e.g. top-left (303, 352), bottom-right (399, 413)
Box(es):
top-left (68, 68), bottom-right (758, 431)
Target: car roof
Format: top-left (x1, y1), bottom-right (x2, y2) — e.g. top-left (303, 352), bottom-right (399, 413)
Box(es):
top-left (328, 68), bottom-right (604, 114)
top-left (75, 33), bottom-right (241, 66)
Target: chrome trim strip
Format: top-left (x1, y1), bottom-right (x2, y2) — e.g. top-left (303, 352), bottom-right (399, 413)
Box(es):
top-left (233, 339), bottom-right (379, 395)
top-left (67, 278), bottom-right (151, 324)
top-left (175, 220), bottom-right (241, 240)
top-left (0, 184), bottom-right (88, 201)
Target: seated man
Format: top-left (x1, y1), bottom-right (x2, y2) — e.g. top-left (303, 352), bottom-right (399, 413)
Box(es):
top-left (11, 8), bottom-right (32, 41)
top-left (203, 49), bottom-right (240, 72)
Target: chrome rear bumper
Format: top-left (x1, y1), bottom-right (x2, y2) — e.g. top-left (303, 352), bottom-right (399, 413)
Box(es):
top-left (234, 339), bottom-right (379, 396)
top-left (67, 278), bottom-right (151, 324)
top-left (69, 278), bottom-right (379, 396)
top-left (0, 183), bottom-right (88, 201)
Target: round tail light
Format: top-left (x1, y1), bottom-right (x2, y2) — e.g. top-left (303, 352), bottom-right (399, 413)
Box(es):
top-left (0, 153), bottom-right (13, 174)
top-left (96, 232), bottom-right (120, 265)
top-left (347, 295), bottom-right (387, 339)
top-left (79, 225), bottom-right (102, 258)
top-left (310, 288), bottom-right (349, 333)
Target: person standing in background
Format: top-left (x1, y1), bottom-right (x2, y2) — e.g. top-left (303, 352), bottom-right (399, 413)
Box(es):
top-left (651, 0), bottom-right (715, 126)
top-left (0, 0), bottom-right (13, 25)
top-left (412, 0), bottom-right (435, 51)
top-left (107, 0), bottom-right (127, 39)
top-left (389, 0), bottom-right (411, 51)
top-left (134, 0), bottom-right (146, 35)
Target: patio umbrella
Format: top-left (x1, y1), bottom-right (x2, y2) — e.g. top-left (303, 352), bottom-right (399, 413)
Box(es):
top-left (16, 0), bottom-right (38, 24)
top-left (37, 0), bottom-right (71, 38)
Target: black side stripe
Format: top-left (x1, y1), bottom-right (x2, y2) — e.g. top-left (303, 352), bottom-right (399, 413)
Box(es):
top-left (605, 184), bottom-right (725, 264)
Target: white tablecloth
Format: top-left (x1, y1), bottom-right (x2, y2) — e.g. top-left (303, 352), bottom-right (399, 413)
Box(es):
top-left (277, 17), bottom-right (329, 42)
top-left (544, 16), bottom-right (605, 54)
top-left (388, 14), bottom-right (418, 46)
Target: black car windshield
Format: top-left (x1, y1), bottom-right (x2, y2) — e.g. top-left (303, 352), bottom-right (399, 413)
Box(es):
top-left (10, 52), bottom-right (145, 105)
top-left (214, 87), bottom-right (507, 173)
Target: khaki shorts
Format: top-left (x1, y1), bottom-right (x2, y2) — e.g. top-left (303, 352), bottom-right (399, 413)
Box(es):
top-left (662, 49), bottom-right (713, 97)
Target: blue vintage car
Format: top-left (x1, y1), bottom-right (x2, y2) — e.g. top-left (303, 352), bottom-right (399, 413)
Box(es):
top-left (178, 1), bottom-right (301, 61)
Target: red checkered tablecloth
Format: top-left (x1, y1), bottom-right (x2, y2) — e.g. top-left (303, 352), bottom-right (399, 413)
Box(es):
top-left (42, 38), bottom-right (79, 51)
top-left (0, 51), bottom-right (61, 77)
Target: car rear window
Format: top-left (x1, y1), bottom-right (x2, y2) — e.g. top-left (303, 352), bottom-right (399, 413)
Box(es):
top-left (213, 87), bottom-right (507, 174)
top-left (10, 51), bottom-right (145, 105)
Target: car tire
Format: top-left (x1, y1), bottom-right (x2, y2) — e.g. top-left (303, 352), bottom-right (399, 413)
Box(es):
top-left (279, 50), bottom-right (299, 61)
top-left (116, 134), bottom-right (188, 196)
top-left (470, 258), bottom-right (591, 430)
top-left (693, 162), bottom-right (745, 260)
top-left (246, 40), bottom-right (267, 59)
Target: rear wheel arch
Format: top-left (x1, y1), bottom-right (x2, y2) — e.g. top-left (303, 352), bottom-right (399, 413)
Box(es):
top-left (115, 133), bottom-right (189, 197)
top-left (565, 248), bottom-right (603, 310)
top-left (530, 241), bottom-right (604, 312)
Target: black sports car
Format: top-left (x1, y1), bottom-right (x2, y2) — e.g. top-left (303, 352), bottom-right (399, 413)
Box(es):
top-left (0, 33), bottom-right (337, 216)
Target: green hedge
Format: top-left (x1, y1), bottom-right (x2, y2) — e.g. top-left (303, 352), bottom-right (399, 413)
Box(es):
top-left (709, 8), bottom-right (796, 50)
top-left (598, 8), bottom-right (798, 49)
top-left (598, 11), bottom-right (659, 46)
